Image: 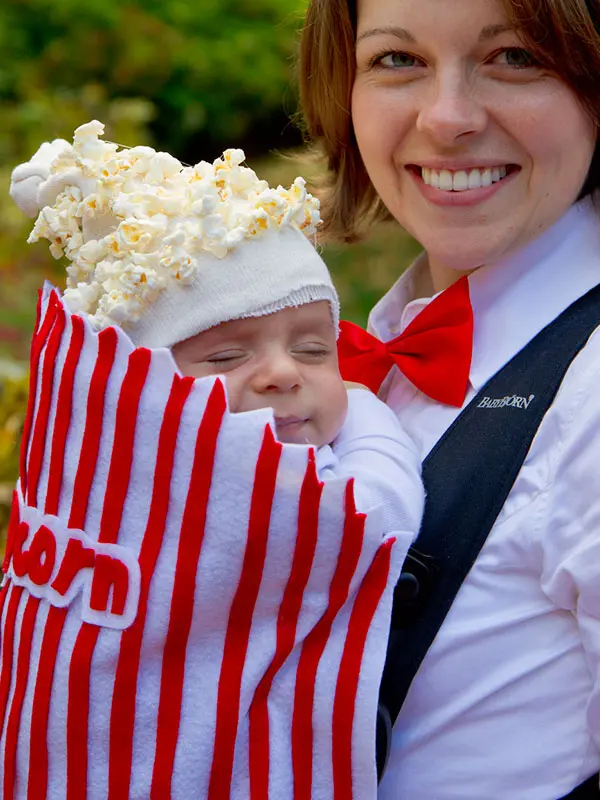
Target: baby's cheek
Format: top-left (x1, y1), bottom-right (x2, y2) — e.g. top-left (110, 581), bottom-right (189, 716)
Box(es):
top-left (320, 377), bottom-right (349, 443)
top-left (222, 374), bottom-right (243, 413)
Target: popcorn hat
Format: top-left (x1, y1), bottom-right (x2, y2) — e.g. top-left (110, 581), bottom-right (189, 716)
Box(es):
top-left (10, 121), bottom-right (339, 349)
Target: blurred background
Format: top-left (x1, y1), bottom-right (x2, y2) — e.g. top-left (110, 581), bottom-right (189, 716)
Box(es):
top-left (0, 0), bottom-right (419, 538)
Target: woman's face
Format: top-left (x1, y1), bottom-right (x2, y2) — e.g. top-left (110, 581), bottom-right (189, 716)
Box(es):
top-left (352, 0), bottom-right (597, 289)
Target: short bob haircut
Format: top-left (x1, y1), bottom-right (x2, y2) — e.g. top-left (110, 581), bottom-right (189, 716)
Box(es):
top-left (299, 0), bottom-right (600, 241)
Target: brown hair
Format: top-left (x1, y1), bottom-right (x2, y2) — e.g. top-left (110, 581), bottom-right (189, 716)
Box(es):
top-left (299, 0), bottom-right (600, 241)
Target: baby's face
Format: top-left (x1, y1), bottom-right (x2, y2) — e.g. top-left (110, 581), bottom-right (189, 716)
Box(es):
top-left (172, 301), bottom-right (348, 447)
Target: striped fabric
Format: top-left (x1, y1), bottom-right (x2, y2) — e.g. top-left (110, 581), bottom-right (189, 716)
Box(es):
top-left (0, 285), bottom-right (404, 799)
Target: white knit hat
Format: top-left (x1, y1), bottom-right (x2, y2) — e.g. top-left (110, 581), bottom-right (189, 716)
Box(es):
top-left (10, 120), bottom-right (339, 349)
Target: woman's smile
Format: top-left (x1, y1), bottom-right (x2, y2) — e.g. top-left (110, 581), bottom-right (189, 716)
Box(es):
top-left (416, 164), bottom-right (512, 190)
top-left (406, 162), bottom-right (521, 206)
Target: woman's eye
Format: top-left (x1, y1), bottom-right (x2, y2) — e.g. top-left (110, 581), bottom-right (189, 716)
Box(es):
top-left (493, 47), bottom-right (537, 69)
top-left (373, 51), bottom-right (422, 69)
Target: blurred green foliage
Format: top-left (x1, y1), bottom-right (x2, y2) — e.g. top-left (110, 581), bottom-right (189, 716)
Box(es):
top-left (0, 0), bottom-right (420, 538)
top-left (0, 0), bottom-right (306, 162)
top-left (0, 364), bottom-right (28, 544)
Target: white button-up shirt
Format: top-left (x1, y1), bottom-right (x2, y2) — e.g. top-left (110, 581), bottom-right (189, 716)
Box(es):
top-left (368, 201), bottom-right (600, 799)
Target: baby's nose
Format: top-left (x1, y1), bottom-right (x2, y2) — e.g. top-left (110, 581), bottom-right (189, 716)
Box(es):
top-left (256, 353), bottom-right (301, 392)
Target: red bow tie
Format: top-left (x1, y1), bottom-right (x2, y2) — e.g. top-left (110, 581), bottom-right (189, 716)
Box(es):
top-left (337, 275), bottom-right (473, 407)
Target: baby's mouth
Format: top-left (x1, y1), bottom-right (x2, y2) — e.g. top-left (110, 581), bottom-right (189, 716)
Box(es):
top-left (274, 416), bottom-right (312, 444)
top-left (275, 416), bottom-right (309, 429)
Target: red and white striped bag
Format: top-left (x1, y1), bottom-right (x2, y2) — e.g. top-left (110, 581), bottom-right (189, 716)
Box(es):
top-left (0, 286), bottom-right (405, 799)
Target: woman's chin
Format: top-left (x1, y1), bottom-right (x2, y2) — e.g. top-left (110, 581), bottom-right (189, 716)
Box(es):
top-left (419, 233), bottom-right (508, 279)
top-left (394, 207), bottom-right (513, 277)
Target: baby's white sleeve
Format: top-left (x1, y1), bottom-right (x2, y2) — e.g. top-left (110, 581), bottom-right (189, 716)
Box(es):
top-left (315, 389), bottom-right (424, 541)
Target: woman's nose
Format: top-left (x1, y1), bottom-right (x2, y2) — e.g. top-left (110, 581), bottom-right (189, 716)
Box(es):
top-left (416, 73), bottom-right (487, 145)
top-left (254, 352), bottom-right (302, 393)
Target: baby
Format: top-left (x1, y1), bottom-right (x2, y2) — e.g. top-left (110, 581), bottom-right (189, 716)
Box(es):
top-left (5, 121), bottom-right (424, 799)
top-left (10, 120), bottom-right (423, 533)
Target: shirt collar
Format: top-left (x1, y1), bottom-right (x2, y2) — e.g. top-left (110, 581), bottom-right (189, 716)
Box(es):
top-left (368, 200), bottom-right (600, 393)
top-left (369, 252), bottom-right (430, 341)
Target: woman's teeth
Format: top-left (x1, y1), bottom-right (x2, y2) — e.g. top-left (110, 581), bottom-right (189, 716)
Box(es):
top-left (421, 166), bottom-right (508, 191)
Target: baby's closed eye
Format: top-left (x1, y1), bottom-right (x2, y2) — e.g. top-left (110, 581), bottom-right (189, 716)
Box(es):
top-left (204, 350), bottom-right (249, 369)
top-left (292, 342), bottom-right (331, 360)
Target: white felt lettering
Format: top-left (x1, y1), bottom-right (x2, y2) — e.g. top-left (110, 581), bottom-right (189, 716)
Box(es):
top-left (6, 498), bottom-right (141, 630)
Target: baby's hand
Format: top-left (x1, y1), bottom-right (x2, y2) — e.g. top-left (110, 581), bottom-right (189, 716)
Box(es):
top-left (343, 380), bottom-right (371, 392)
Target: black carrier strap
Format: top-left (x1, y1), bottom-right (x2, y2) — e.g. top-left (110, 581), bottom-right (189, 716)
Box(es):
top-left (561, 773), bottom-right (600, 799)
top-left (376, 282), bottom-right (600, 796)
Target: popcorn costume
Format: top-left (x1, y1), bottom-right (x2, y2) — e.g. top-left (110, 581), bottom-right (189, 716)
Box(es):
top-left (4, 123), bottom-right (424, 799)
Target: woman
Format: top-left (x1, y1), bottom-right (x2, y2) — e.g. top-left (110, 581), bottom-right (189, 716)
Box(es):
top-left (300, 0), bottom-right (600, 798)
